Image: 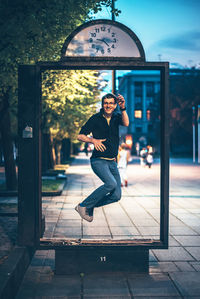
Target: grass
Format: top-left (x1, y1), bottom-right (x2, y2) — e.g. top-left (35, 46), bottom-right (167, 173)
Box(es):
top-left (0, 162), bottom-right (71, 192)
top-left (42, 179), bottom-right (65, 192)
top-left (0, 179), bottom-right (65, 192)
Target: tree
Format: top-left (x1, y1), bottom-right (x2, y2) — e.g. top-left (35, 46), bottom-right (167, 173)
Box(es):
top-left (42, 69), bottom-right (105, 168)
top-left (0, 0), bottom-right (118, 189)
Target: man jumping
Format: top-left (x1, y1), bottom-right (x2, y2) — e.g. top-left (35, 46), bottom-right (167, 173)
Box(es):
top-left (75, 93), bottom-right (129, 222)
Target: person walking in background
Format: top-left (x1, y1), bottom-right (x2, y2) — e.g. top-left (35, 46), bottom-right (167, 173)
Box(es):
top-left (146, 145), bottom-right (154, 168)
top-left (84, 142), bottom-right (89, 156)
top-left (146, 152), bottom-right (153, 168)
top-left (117, 143), bottom-right (130, 187)
top-left (75, 93), bottom-right (129, 222)
top-left (140, 147), bottom-right (147, 167)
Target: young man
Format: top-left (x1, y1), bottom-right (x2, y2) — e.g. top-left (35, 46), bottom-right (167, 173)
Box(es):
top-left (75, 93), bottom-right (129, 222)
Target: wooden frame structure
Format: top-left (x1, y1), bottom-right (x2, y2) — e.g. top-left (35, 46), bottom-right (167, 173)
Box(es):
top-left (18, 20), bottom-right (169, 272)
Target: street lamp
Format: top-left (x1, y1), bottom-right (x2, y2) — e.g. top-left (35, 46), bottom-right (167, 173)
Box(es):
top-left (192, 106), bottom-right (195, 162)
top-left (198, 105), bottom-right (200, 163)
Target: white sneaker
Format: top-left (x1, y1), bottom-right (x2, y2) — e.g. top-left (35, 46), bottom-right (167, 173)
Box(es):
top-left (75, 204), bottom-right (93, 222)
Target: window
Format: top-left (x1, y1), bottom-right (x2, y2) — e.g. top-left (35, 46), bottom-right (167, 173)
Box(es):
top-left (146, 110), bottom-right (151, 120)
top-left (135, 110), bottom-right (142, 118)
top-left (135, 97), bottom-right (142, 105)
top-left (135, 126), bottom-right (142, 133)
top-left (134, 82), bottom-right (143, 97)
top-left (146, 82), bottom-right (154, 97)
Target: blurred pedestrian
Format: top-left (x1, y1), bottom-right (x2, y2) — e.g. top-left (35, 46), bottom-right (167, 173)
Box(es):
top-left (140, 147), bottom-right (147, 167)
top-left (146, 153), bottom-right (153, 168)
top-left (118, 143), bottom-right (130, 187)
top-left (84, 142), bottom-right (88, 156)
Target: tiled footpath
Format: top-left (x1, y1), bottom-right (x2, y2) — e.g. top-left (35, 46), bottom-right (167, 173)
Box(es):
top-left (3, 155), bottom-right (200, 298)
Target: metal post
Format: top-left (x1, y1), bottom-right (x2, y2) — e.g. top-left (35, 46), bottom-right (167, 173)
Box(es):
top-left (18, 65), bottom-right (42, 247)
top-left (192, 106), bottom-right (195, 163)
top-left (112, 0), bottom-right (116, 94)
top-left (198, 105), bottom-right (200, 163)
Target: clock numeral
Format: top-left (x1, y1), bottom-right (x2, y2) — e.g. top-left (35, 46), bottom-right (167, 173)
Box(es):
top-left (108, 28), bottom-right (111, 33)
top-left (89, 38), bottom-right (93, 43)
top-left (112, 32), bottom-right (116, 37)
top-left (111, 44), bottom-right (115, 48)
top-left (101, 26), bottom-right (106, 31)
top-left (95, 28), bottom-right (99, 33)
top-left (107, 48), bottom-right (111, 53)
top-left (113, 38), bottom-right (117, 43)
top-left (90, 33), bottom-right (96, 37)
top-left (92, 44), bottom-right (96, 49)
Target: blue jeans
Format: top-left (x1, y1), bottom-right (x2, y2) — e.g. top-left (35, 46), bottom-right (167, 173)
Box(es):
top-left (81, 158), bottom-right (121, 210)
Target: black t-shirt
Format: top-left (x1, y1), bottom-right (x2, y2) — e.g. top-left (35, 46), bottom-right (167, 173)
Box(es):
top-left (79, 109), bottom-right (123, 159)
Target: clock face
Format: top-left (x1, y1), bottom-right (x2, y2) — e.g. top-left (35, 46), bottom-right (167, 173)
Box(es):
top-left (63, 21), bottom-right (142, 58)
top-left (88, 25), bottom-right (118, 56)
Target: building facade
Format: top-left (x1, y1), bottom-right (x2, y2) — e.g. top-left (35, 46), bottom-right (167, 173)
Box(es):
top-left (118, 70), bottom-right (161, 153)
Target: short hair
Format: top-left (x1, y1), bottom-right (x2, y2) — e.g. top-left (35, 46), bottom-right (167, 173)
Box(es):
top-left (121, 143), bottom-right (126, 149)
top-left (101, 93), bottom-right (117, 106)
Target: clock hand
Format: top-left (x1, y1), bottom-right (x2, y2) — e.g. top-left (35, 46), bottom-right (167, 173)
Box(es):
top-left (96, 38), bottom-right (110, 47)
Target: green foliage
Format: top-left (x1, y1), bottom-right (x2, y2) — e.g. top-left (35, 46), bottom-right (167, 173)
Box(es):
top-left (42, 179), bottom-right (65, 192)
top-left (0, 0), bottom-right (115, 135)
top-left (42, 69), bottom-right (105, 142)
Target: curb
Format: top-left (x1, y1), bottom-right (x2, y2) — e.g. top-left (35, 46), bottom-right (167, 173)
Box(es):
top-left (0, 246), bottom-right (35, 299)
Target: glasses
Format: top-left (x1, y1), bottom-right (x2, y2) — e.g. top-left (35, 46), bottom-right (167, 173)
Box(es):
top-left (103, 102), bottom-right (116, 106)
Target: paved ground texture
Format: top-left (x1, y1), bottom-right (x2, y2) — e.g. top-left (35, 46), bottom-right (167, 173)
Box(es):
top-left (1, 154), bottom-right (200, 298)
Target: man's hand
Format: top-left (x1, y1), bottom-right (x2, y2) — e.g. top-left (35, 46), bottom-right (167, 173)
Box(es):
top-left (92, 138), bottom-right (106, 152)
top-left (117, 94), bottom-right (125, 109)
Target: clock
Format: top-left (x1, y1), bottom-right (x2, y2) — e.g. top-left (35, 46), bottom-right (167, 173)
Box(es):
top-left (61, 19), bottom-right (145, 59)
top-left (88, 25), bottom-right (118, 56)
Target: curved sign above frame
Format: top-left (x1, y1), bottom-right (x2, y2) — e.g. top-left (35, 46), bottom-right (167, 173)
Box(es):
top-left (61, 19), bottom-right (145, 60)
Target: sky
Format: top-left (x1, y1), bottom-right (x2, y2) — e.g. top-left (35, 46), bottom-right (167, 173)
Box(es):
top-left (91, 0), bottom-right (200, 68)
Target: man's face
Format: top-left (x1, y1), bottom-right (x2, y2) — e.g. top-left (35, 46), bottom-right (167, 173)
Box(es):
top-left (102, 98), bottom-right (117, 115)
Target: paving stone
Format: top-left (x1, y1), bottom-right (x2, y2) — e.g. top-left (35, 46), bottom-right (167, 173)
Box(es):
top-left (83, 272), bottom-right (131, 297)
top-left (149, 251), bottom-right (158, 262)
top-left (174, 261), bottom-right (196, 272)
top-left (127, 273), bottom-right (181, 297)
top-left (82, 217), bottom-right (108, 227)
top-left (83, 226), bottom-right (111, 237)
top-left (152, 247), bottom-right (195, 261)
top-left (106, 217), bottom-right (133, 227)
top-left (169, 272), bottom-right (200, 296)
top-left (17, 272), bottom-right (81, 298)
top-left (134, 297), bottom-right (182, 299)
top-left (190, 226), bottom-right (200, 234)
top-left (181, 219), bottom-right (200, 226)
top-left (185, 247), bottom-right (200, 260)
top-left (174, 236), bottom-right (200, 246)
top-left (56, 219), bottom-right (81, 227)
top-left (168, 236), bottom-right (181, 246)
top-left (131, 219), bottom-right (159, 226)
top-left (53, 227), bottom-right (81, 238)
top-left (149, 261), bottom-right (180, 273)
top-left (190, 261), bottom-right (200, 271)
top-left (137, 226), bottom-right (160, 236)
top-left (110, 226), bottom-right (140, 236)
top-left (170, 226), bottom-right (198, 236)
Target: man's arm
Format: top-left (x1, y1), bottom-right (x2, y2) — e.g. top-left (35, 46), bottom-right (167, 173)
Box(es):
top-left (78, 134), bottom-right (106, 152)
top-left (121, 110), bottom-right (129, 127)
top-left (117, 94), bottom-right (129, 127)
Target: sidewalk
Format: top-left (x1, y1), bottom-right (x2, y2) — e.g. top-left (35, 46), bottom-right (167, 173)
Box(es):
top-left (2, 154), bottom-right (200, 298)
